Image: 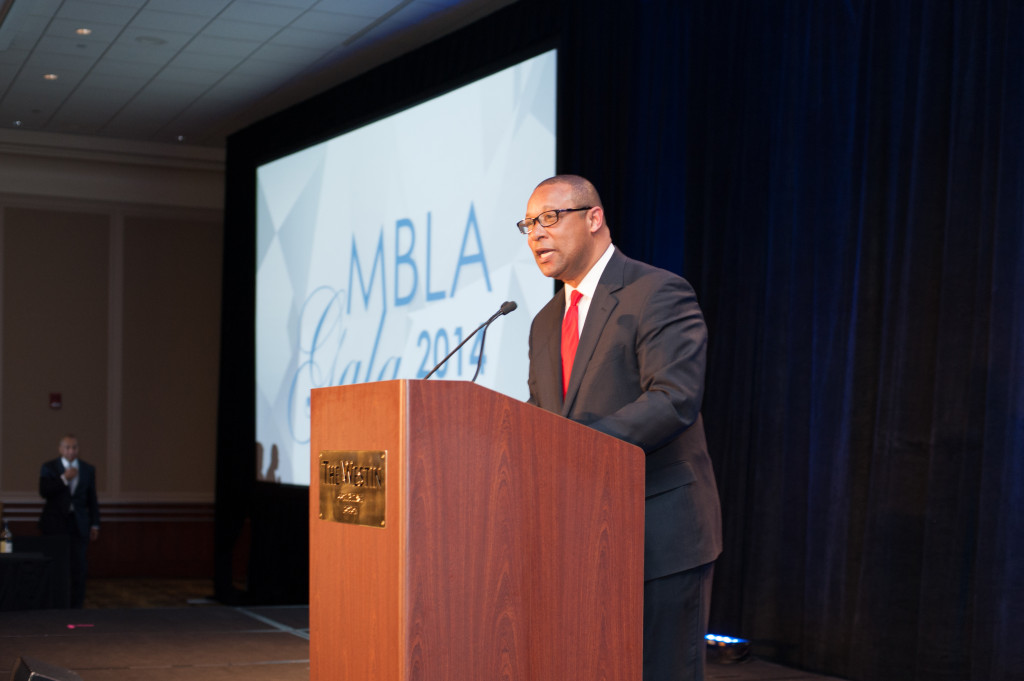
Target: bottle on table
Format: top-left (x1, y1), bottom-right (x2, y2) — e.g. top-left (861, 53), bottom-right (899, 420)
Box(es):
top-left (0, 519), bottom-right (12, 553)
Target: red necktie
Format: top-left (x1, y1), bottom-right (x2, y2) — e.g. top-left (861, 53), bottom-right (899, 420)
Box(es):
top-left (561, 289), bottom-right (583, 397)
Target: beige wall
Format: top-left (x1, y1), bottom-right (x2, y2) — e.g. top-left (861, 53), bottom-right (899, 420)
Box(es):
top-left (0, 130), bottom-right (225, 503)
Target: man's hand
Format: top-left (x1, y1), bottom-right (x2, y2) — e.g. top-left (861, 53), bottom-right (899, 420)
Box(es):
top-left (64, 467), bottom-right (78, 482)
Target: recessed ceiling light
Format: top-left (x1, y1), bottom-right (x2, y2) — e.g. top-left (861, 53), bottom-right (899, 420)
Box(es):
top-left (43, 73), bottom-right (58, 81)
top-left (76, 28), bottom-right (92, 35)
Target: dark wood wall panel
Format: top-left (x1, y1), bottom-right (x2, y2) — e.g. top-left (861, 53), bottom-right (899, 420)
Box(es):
top-left (2, 501), bottom-right (214, 578)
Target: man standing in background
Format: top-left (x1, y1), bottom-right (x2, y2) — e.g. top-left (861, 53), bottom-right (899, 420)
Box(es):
top-left (39, 434), bottom-right (100, 608)
top-left (521, 175), bottom-right (722, 681)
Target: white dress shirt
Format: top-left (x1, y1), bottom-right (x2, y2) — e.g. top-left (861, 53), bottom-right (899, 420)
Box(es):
top-left (563, 243), bottom-right (616, 335)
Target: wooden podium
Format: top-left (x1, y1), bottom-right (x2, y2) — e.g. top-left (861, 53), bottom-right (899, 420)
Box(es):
top-left (310, 380), bottom-right (644, 681)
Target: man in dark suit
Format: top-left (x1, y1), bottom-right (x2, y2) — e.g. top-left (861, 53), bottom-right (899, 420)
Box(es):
top-left (39, 434), bottom-right (100, 608)
top-left (522, 175), bottom-right (722, 681)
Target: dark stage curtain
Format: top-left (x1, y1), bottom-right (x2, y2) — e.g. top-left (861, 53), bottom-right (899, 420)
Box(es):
top-left (223, 0), bottom-right (1022, 677)
top-left (614, 2), bottom-right (1024, 680)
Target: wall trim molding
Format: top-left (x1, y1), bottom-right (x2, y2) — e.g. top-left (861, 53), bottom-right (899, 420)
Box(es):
top-left (1, 493), bottom-right (216, 509)
top-left (0, 130), bottom-right (225, 210)
top-left (0, 194), bottom-right (222, 222)
top-left (0, 129), bottom-right (224, 171)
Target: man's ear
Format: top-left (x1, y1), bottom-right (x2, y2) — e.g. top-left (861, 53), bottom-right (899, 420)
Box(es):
top-left (587, 206), bottom-right (605, 234)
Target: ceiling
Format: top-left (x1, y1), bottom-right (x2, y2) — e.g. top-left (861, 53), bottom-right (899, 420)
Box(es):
top-left (0, 0), bottom-right (514, 148)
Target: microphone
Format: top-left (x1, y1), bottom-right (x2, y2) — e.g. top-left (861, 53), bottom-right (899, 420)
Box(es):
top-left (424, 301), bottom-right (517, 381)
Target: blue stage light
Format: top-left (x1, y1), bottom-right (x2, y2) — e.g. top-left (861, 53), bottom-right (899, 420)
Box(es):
top-left (705, 633), bottom-right (748, 646)
top-left (705, 633), bottom-right (751, 663)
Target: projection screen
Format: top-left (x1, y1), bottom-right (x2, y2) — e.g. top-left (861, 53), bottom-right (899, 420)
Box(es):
top-left (255, 49), bottom-right (557, 485)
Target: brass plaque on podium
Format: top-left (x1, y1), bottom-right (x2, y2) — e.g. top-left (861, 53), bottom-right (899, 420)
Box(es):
top-left (318, 450), bottom-right (386, 528)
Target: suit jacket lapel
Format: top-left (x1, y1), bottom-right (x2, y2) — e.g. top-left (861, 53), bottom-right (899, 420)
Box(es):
top-left (561, 251), bottom-right (625, 416)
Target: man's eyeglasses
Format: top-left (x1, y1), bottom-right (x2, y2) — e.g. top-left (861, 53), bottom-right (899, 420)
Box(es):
top-left (517, 207), bottom-right (592, 234)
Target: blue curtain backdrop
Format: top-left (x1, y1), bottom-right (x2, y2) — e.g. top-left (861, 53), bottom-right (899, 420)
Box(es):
top-left (566, 2), bottom-right (1024, 680)
top-left (223, 1), bottom-right (1023, 678)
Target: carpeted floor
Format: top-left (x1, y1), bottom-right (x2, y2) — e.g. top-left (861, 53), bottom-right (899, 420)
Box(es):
top-left (0, 580), bottom-right (845, 681)
top-left (0, 604), bottom-right (310, 681)
top-left (83, 578), bottom-right (217, 609)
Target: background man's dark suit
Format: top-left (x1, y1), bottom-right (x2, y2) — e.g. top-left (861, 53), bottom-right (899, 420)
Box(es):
top-left (522, 175), bottom-right (721, 681)
top-left (39, 451), bottom-right (100, 608)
